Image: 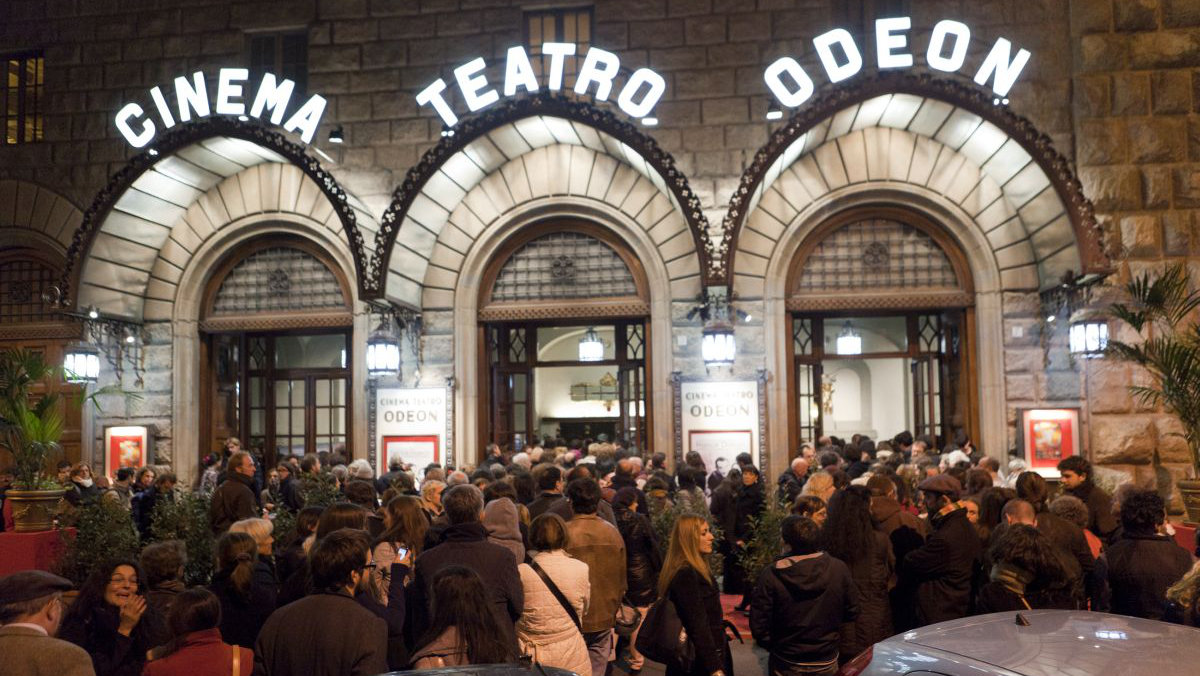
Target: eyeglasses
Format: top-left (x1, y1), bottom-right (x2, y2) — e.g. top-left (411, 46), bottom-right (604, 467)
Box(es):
top-left (360, 563), bottom-right (377, 571)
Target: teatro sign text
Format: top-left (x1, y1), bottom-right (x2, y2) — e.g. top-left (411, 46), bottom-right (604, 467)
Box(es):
top-left (114, 69), bottom-right (327, 148)
top-left (416, 44), bottom-right (666, 127)
top-left (764, 18), bottom-right (1032, 109)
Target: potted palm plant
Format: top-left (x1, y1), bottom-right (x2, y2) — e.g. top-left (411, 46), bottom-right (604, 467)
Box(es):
top-left (1106, 264), bottom-right (1200, 522)
top-left (0, 347), bottom-right (129, 531)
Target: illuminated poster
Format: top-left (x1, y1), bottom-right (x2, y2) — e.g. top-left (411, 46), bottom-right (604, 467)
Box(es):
top-left (375, 387), bottom-right (449, 478)
top-left (1019, 408), bottom-right (1081, 476)
top-left (678, 380), bottom-right (761, 473)
top-left (104, 425), bottom-right (151, 477)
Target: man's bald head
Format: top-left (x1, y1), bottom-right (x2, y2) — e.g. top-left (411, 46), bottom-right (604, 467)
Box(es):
top-left (791, 457), bottom-right (809, 476)
top-left (1002, 498), bottom-right (1036, 526)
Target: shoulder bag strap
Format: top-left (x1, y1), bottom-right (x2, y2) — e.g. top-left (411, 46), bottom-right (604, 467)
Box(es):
top-left (231, 645), bottom-right (240, 676)
top-left (528, 557), bottom-right (583, 632)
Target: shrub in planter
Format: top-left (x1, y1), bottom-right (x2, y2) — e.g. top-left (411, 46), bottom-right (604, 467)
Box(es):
top-left (650, 496), bottom-right (724, 578)
top-left (736, 490), bottom-right (790, 586)
top-left (149, 490), bottom-right (215, 586)
top-left (56, 498), bottom-right (141, 586)
top-left (298, 471), bottom-right (342, 508)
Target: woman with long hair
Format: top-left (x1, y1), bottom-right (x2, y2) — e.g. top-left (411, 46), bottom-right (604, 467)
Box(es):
top-left (658, 515), bottom-right (730, 676)
top-left (278, 502), bottom-right (370, 606)
top-left (791, 495), bottom-right (827, 526)
top-left (143, 588), bottom-right (252, 676)
top-left (516, 513), bottom-right (590, 675)
top-left (276, 505), bottom-right (322, 584)
top-left (411, 566), bottom-right (516, 668)
top-left (208, 531), bottom-right (276, 649)
top-left (821, 485), bottom-right (894, 663)
top-left (59, 558), bottom-right (169, 676)
top-left (1167, 559), bottom-right (1200, 626)
top-left (372, 495), bottom-right (428, 599)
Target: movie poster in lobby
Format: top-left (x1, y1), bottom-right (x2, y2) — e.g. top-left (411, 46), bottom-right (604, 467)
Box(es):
top-left (374, 387), bottom-right (449, 479)
top-left (677, 379), bottom-right (763, 474)
top-left (104, 425), bottom-right (152, 477)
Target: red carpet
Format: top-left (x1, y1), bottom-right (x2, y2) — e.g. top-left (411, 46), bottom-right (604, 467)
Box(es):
top-left (720, 593), bottom-right (752, 638)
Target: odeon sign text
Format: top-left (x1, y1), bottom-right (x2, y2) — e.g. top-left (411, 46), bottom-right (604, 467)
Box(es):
top-left (114, 70), bottom-right (327, 148)
top-left (764, 18), bottom-right (1032, 108)
top-left (416, 44), bottom-right (665, 127)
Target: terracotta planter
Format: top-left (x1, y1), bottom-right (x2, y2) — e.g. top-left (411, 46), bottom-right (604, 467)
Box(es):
top-left (7, 488), bottom-right (66, 532)
top-left (1180, 479), bottom-right (1200, 526)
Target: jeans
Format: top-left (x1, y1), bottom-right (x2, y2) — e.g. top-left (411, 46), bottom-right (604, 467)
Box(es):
top-left (768, 654), bottom-right (839, 676)
top-left (583, 628), bottom-right (615, 676)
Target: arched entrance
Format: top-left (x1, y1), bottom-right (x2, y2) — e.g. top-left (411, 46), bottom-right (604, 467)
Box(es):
top-left (198, 235), bottom-right (355, 469)
top-left (477, 221), bottom-right (651, 454)
top-left (785, 207), bottom-right (977, 451)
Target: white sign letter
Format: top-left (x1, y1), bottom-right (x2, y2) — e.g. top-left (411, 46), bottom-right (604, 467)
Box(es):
top-left (503, 46), bottom-right (540, 96)
top-left (574, 47), bottom-right (621, 101)
top-left (616, 68), bottom-right (665, 118)
top-left (282, 94), bottom-right (327, 144)
top-left (813, 28), bottom-right (863, 83)
top-left (115, 103), bottom-right (155, 148)
top-left (973, 37), bottom-right (1031, 97)
top-left (454, 57), bottom-right (499, 112)
top-left (875, 17), bottom-right (913, 69)
top-left (542, 42), bottom-right (576, 90)
top-left (173, 71), bottom-right (210, 122)
top-left (415, 78), bottom-right (459, 126)
top-left (927, 20), bottom-right (971, 73)
top-left (215, 67), bottom-right (248, 116)
top-left (149, 86), bottom-right (175, 129)
top-left (249, 74), bottom-right (296, 125)
top-left (763, 57), bottom-right (815, 107)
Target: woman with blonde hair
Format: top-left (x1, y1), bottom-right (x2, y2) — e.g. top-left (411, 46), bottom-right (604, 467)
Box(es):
top-left (229, 517), bottom-right (275, 557)
top-left (1167, 559), bottom-right (1200, 626)
top-left (799, 470), bottom-right (835, 503)
top-left (657, 515), bottom-right (730, 676)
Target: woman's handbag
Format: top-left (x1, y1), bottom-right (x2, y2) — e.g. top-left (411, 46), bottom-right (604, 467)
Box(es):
top-left (634, 596), bottom-right (693, 671)
top-left (614, 601), bottom-right (642, 639)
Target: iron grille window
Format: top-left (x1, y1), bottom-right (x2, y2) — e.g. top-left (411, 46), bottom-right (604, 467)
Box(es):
top-left (3, 52), bottom-right (43, 145)
top-left (247, 32), bottom-right (307, 98)
top-left (0, 258), bottom-right (57, 322)
top-left (524, 6), bottom-right (592, 87)
top-left (491, 232), bottom-right (637, 303)
top-left (796, 219), bottom-right (959, 293)
top-left (211, 247), bottom-right (345, 315)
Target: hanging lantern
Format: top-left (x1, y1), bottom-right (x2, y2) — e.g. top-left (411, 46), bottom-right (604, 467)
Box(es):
top-left (578, 327), bottom-right (605, 362)
top-left (64, 343), bottom-right (100, 384)
top-left (365, 320), bottom-right (401, 378)
top-left (701, 322), bottom-right (736, 365)
top-left (836, 320), bottom-right (862, 355)
top-left (1069, 319), bottom-right (1108, 358)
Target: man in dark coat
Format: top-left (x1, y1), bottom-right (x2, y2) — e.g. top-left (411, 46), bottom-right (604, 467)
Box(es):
top-left (1057, 456), bottom-right (1119, 542)
top-left (1014, 472), bottom-right (1095, 605)
top-left (710, 467), bottom-right (741, 593)
top-left (254, 529), bottom-right (388, 676)
top-left (733, 465), bottom-right (765, 611)
top-left (527, 464), bottom-right (565, 520)
top-left (1105, 490), bottom-right (1193, 620)
top-left (410, 483), bottom-right (524, 653)
top-left (609, 458), bottom-right (649, 516)
top-left (751, 515), bottom-right (859, 674)
top-left (208, 451), bottom-right (258, 534)
top-left (707, 456), bottom-right (729, 493)
top-left (899, 474), bottom-right (980, 626)
top-left (776, 457), bottom-right (809, 505)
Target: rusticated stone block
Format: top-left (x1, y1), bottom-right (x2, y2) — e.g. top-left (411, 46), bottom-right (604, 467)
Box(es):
top-left (1078, 33), bottom-right (1128, 72)
top-left (1152, 70), bottom-right (1192, 114)
top-left (1130, 30), bottom-right (1200, 69)
top-left (685, 16), bottom-right (727, 45)
top-left (1006, 373), bottom-right (1036, 401)
top-left (1128, 118), bottom-right (1187, 163)
top-left (630, 20), bottom-right (684, 48)
top-left (1163, 0), bottom-right (1200, 28)
top-left (1154, 416), bottom-right (1193, 464)
top-left (1115, 0), bottom-right (1158, 32)
top-left (1163, 211), bottom-right (1199, 255)
top-left (1144, 167), bottom-right (1172, 210)
top-left (1088, 361), bottom-right (1133, 413)
top-left (1112, 72), bottom-right (1150, 115)
top-left (1080, 166), bottom-right (1142, 211)
top-left (1091, 414), bottom-right (1157, 464)
top-left (1121, 214), bottom-right (1162, 257)
top-left (1172, 168), bottom-right (1200, 207)
top-left (1077, 119), bottom-right (1126, 165)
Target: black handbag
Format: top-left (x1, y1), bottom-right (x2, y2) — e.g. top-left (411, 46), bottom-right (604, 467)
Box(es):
top-left (614, 601), bottom-right (642, 639)
top-left (634, 595), bottom-right (693, 671)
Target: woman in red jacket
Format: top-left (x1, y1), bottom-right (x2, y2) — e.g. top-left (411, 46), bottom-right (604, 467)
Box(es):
top-left (144, 588), bottom-right (252, 676)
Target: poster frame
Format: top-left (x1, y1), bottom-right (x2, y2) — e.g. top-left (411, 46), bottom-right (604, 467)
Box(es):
top-left (671, 369), bottom-right (768, 471)
top-left (1016, 407), bottom-right (1082, 477)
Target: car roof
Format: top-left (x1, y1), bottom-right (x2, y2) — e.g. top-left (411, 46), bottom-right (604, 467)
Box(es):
top-left (892, 610), bottom-right (1200, 676)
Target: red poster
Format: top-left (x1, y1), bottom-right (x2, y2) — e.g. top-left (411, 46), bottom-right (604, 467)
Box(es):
top-left (104, 426), bottom-right (149, 476)
top-left (1021, 409), bottom-right (1080, 470)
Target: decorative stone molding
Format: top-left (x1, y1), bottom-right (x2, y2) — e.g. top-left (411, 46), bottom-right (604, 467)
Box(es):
top-left (0, 321), bottom-right (83, 341)
top-left (720, 72), bottom-right (1114, 287)
top-left (786, 292), bottom-right (974, 312)
top-left (198, 311), bottom-right (353, 332)
top-left (478, 300), bottom-right (651, 322)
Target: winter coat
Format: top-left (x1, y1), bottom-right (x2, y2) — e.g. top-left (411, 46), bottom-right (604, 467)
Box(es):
top-left (750, 552), bottom-right (859, 664)
top-left (610, 473), bottom-right (650, 516)
top-left (734, 481), bottom-right (765, 542)
top-left (410, 627), bottom-right (469, 669)
top-left (355, 561), bottom-right (410, 670)
top-left (516, 550), bottom-right (591, 675)
top-left (142, 628), bottom-right (252, 676)
top-left (777, 470), bottom-right (805, 505)
top-left (666, 566), bottom-right (730, 676)
top-left (835, 530), bottom-right (894, 660)
top-left (527, 491), bottom-right (564, 521)
top-left (132, 485), bottom-right (168, 538)
top-left (1064, 479), bottom-right (1119, 542)
top-left (564, 513), bottom-right (627, 632)
top-left (411, 522), bottom-right (524, 653)
top-left (1106, 532), bottom-right (1194, 620)
top-left (870, 496), bottom-right (929, 540)
top-left (145, 580), bottom-right (187, 617)
top-left (900, 507), bottom-right (980, 626)
top-left (208, 559), bottom-right (277, 649)
top-left (613, 503), bottom-right (662, 606)
top-left (208, 473), bottom-right (257, 534)
top-left (547, 495), bottom-right (618, 526)
top-left (0, 624), bottom-right (95, 676)
top-left (709, 482), bottom-right (737, 542)
top-left (254, 592), bottom-right (388, 676)
top-left (484, 498), bottom-right (526, 563)
top-left (59, 602), bottom-right (169, 676)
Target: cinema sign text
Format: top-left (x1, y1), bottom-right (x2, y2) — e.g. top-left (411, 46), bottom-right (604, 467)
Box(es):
top-left (764, 18), bottom-right (1032, 109)
top-left (115, 69), bottom-right (327, 148)
top-left (416, 44), bottom-right (666, 127)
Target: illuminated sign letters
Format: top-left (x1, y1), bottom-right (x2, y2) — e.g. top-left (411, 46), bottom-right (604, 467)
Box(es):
top-left (417, 44), bottom-right (666, 126)
top-left (764, 18), bottom-right (1032, 109)
top-left (115, 69), bottom-right (328, 148)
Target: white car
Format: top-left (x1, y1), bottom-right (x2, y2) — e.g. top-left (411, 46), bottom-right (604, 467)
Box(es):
top-left (840, 610), bottom-right (1200, 676)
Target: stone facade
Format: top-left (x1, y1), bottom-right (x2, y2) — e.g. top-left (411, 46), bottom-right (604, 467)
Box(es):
top-left (0, 0), bottom-right (1196, 504)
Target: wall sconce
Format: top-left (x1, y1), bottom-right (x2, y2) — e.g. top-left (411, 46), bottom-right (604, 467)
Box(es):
top-left (366, 316), bottom-right (401, 379)
top-left (328, 125), bottom-right (344, 143)
top-left (1069, 319), bottom-right (1108, 358)
top-left (63, 342), bottom-right (101, 384)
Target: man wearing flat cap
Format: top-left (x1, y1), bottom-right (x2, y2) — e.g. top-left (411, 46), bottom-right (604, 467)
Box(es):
top-left (897, 473), bottom-right (981, 627)
top-left (0, 570), bottom-right (95, 676)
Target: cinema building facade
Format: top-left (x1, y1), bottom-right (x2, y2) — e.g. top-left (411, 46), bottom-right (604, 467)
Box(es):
top-left (0, 1), bottom-right (1192, 504)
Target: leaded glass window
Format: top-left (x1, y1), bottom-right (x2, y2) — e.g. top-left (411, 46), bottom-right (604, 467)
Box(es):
top-left (491, 232), bottom-right (638, 303)
top-left (211, 247), bottom-right (346, 315)
top-left (796, 219), bottom-right (960, 294)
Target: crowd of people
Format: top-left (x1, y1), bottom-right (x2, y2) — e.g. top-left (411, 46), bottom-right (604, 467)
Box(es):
top-left (3, 430), bottom-right (1200, 676)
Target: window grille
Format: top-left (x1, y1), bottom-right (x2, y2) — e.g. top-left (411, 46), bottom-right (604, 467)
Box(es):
top-left (3, 52), bottom-right (43, 145)
top-left (247, 32), bottom-right (307, 98)
top-left (524, 7), bottom-right (593, 87)
top-left (796, 219), bottom-right (959, 294)
top-left (491, 232), bottom-right (637, 303)
top-left (211, 247), bottom-right (345, 315)
top-left (0, 258), bottom-right (57, 322)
